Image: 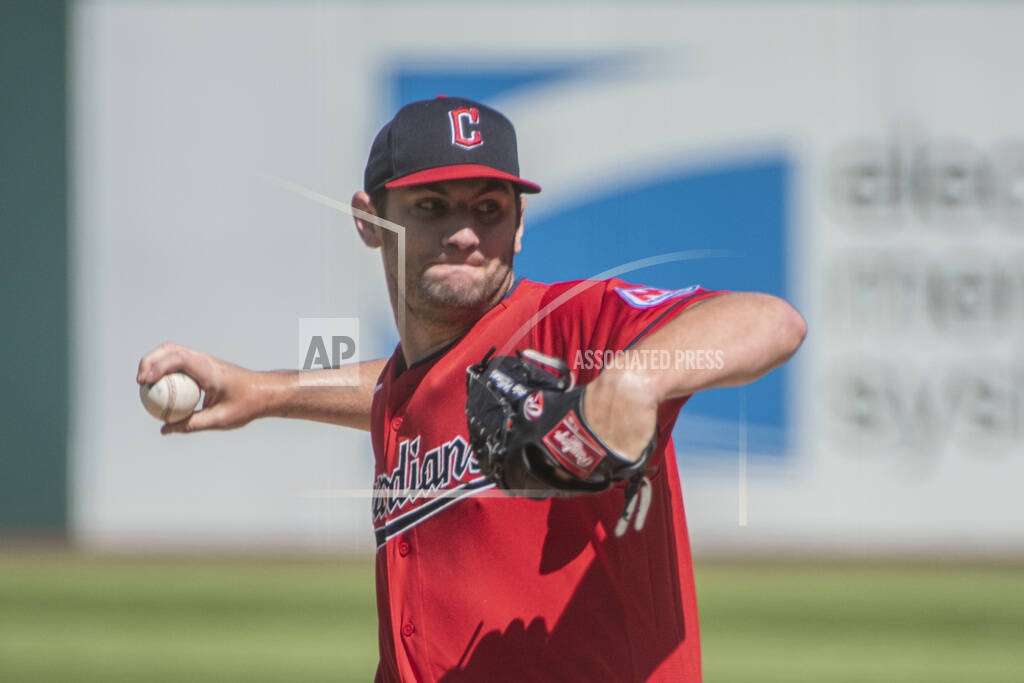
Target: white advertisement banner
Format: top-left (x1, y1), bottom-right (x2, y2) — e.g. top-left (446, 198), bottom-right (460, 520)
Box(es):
top-left (73, 2), bottom-right (1024, 554)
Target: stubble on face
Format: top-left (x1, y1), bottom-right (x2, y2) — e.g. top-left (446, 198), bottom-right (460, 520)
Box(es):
top-left (379, 180), bottom-right (520, 324)
top-left (379, 228), bottom-right (515, 327)
top-left (418, 248), bottom-right (514, 308)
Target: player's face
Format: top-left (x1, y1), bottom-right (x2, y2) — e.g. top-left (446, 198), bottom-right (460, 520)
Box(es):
top-left (383, 178), bottom-right (523, 313)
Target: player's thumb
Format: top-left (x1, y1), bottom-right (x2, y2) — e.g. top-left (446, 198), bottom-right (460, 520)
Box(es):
top-left (160, 404), bottom-right (232, 435)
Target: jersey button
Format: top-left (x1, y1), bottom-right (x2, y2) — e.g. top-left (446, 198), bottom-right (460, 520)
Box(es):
top-left (391, 417), bottom-right (403, 431)
top-left (398, 541), bottom-right (410, 557)
top-left (402, 622), bottom-right (415, 637)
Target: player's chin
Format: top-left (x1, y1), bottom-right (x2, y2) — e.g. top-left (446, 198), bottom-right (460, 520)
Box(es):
top-left (420, 271), bottom-right (492, 307)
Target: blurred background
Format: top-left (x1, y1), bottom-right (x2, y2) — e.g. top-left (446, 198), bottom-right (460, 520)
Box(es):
top-left (2, 1), bottom-right (1023, 681)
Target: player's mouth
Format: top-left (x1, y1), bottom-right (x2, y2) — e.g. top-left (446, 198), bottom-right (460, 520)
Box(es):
top-left (427, 254), bottom-right (487, 268)
top-left (423, 256), bottom-right (487, 275)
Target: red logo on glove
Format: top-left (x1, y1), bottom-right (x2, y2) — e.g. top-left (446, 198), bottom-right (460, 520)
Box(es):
top-left (542, 410), bottom-right (605, 479)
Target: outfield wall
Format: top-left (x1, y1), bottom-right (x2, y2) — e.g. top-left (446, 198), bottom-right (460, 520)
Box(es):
top-left (71, 2), bottom-right (1024, 555)
top-left (0, 1), bottom-right (68, 537)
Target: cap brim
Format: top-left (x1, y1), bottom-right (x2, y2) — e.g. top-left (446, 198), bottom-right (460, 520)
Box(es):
top-left (385, 164), bottom-right (541, 194)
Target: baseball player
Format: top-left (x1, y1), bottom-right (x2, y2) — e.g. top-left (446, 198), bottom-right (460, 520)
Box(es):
top-left (138, 96), bottom-right (805, 682)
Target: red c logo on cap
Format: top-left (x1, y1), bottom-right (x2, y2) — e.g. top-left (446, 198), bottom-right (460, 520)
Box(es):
top-left (449, 107), bottom-right (483, 149)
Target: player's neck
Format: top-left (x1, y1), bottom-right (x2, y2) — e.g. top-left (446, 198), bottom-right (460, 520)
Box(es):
top-left (398, 319), bottom-right (476, 369)
top-left (396, 274), bottom-right (515, 367)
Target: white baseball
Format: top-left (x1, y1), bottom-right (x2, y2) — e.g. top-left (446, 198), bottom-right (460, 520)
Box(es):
top-left (140, 371), bottom-right (201, 423)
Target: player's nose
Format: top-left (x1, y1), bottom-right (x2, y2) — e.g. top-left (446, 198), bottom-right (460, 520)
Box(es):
top-left (442, 224), bottom-right (481, 251)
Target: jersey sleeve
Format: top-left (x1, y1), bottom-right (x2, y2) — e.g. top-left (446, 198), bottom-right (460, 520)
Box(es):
top-left (532, 278), bottom-right (724, 381)
top-left (529, 278), bottom-right (724, 469)
top-left (594, 280), bottom-right (722, 353)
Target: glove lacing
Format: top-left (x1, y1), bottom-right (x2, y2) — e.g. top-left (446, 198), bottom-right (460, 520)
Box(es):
top-left (615, 469), bottom-right (655, 537)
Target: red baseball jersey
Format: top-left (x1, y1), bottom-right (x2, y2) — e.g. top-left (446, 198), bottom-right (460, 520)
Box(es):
top-left (370, 277), bottom-right (721, 682)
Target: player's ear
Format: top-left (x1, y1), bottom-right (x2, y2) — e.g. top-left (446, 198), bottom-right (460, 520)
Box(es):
top-left (352, 191), bottom-right (383, 249)
top-left (513, 197), bottom-right (526, 255)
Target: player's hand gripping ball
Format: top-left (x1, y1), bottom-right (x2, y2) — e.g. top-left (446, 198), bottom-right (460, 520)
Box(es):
top-left (140, 371), bottom-right (201, 423)
top-left (465, 348), bottom-right (657, 534)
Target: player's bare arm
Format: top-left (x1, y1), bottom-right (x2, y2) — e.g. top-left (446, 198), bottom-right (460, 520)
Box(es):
top-left (582, 292), bottom-right (806, 461)
top-left (136, 342), bottom-right (385, 433)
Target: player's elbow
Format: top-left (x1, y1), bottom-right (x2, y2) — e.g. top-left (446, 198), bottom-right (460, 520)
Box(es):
top-left (772, 297), bottom-right (807, 361)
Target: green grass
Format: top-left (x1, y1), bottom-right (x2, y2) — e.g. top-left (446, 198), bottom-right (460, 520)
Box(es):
top-left (696, 563), bottom-right (1024, 683)
top-left (1, 553), bottom-right (1022, 682)
top-left (0, 553), bottom-right (379, 683)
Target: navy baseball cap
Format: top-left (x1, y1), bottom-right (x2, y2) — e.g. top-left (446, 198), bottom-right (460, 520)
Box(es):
top-left (364, 96), bottom-right (541, 195)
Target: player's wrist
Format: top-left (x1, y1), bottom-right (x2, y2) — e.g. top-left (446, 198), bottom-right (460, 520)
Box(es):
top-left (590, 363), bottom-right (664, 407)
top-left (254, 370), bottom-right (296, 419)
top-left (583, 367), bottom-right (660, 461)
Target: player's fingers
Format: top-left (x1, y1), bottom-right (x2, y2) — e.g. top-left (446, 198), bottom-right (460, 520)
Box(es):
top-left (160, 418), bottom-right (194, 435)
top-left (159, 403), bottom-right (241, 435)
top-left (160, 410), bottom-right (207, 435)
top-left (137, 341), bottom-right (191, 384)
top-left (138, 349), bottom-right (163, 383)
top-left (139, 343), bottom-right (217, 389)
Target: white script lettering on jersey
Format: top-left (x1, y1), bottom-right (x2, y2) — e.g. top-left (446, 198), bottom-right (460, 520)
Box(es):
top-left (372, 435), bottom-right (482, 521)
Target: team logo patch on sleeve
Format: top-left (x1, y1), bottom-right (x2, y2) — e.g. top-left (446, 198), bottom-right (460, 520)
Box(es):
top-left (614, 285), bottom-right (700, 309)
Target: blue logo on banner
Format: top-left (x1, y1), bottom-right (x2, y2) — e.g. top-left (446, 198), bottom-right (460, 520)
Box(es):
top-left (385, 61), bottom-right (791, 459)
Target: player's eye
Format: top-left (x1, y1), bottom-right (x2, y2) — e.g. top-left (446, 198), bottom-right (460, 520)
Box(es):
top-left (474, 200), bottom-right (502, 218)
top-left (415, 198), bottom-right (447, 213)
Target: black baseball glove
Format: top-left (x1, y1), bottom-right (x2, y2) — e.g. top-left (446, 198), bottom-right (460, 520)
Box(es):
top-left (465, 347), bottom-right (657, 535)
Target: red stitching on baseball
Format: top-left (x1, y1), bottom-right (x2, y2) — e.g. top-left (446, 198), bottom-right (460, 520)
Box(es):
top-left (162, 376), bottom-right (176, 422)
